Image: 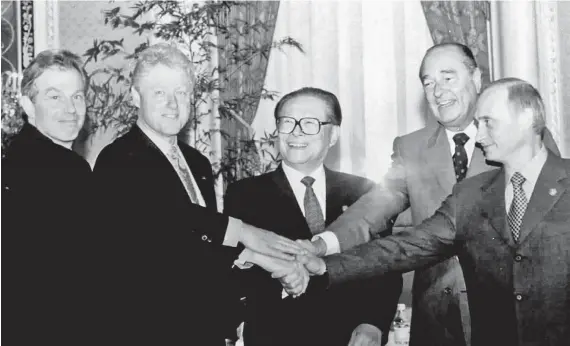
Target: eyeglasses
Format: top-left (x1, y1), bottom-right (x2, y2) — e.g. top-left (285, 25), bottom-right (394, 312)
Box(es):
top-left (276, 116), bottom-right (333, 135)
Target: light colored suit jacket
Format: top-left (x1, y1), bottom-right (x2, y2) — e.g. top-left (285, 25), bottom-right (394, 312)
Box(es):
top-left (325, 123), bottom-right (560, 346)
top-left (324, 151), bottom-right (570, 346)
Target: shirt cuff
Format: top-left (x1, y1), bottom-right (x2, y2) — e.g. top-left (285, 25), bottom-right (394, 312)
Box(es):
top-left (223, 217), bottom-right (243, 247)
top-left (233, 248), bottom-right (254, 269)
top-left (312, 231), bottom-right (341, 255)
top-left (282, 289), bottom-right (288, 299)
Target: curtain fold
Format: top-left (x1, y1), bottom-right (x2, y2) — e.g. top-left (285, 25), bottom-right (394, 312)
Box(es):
top-left (253, 1), bottom-right (434, 182)
top-left (216, 1), bottom-right (280, 183)
top-left (421, 1), bottom-right (491, 86)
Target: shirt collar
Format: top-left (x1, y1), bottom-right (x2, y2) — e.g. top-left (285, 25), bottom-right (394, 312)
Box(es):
top-left (281, 162), bottom-right (326, 186)
top-left (506, 145), bottom-right (548, 186)
top-left (444, 121), bottom-right (478, 143)
top-left (137, 119), bottom-right (177, 155)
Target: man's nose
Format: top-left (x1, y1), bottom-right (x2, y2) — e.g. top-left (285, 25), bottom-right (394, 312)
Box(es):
top-left (475, 127), bottom-right (486, 143)
top-left (166, 94), bottom-right (178, 110)
top-left (433, 82), bottom-right (444, 98)
top-left (291, 121), bottom-right (304, 136)
top-left (65, 98), bottom-right (76, 114)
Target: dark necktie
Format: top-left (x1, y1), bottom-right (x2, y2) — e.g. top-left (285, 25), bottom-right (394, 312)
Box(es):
top-left (452, 133), bottom-right (470, 182)
top-left (168, 145), bottom-right (199, 204)
top-left (507, 172), bottom-right (528, 242)
top-left (301, 176), bottom-right (325, 235)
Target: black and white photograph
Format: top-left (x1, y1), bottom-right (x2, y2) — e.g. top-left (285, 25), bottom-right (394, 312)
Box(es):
top-left (2, 1), bottom-right (569, 345)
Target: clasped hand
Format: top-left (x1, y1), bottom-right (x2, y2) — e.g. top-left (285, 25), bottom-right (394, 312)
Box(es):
top-left (243, 238), bottom-right (327, 297)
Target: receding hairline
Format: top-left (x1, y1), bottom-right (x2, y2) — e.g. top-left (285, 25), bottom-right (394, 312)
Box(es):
top-left (419, 44), bottom-right (477, 80)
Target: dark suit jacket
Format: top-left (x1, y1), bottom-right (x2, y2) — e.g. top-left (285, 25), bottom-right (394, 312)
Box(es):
top-left (325, 150), bottom-right (570, 346)
top-left (224, 166), bottom-right (402, 346)
top-left (92, 125), bottom-right (238, 345)
top-left (2, 123), bottom-right (95, 345)
top-left (325, 124), bottom-right (560, 346)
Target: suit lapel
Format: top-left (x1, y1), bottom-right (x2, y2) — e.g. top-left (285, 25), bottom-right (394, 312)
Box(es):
top-left (517, 152), bottom-right (568, 244)
top-left (424, 125), bottom-right (456, 193)
top-left (324, 168), bottom-right (344, 226)
top-left (479, 169), bottom-right (513, 246)
top-left (271, 165), bottom-right (313, 238)
top-left (466, 144), bottom-right (490, 178)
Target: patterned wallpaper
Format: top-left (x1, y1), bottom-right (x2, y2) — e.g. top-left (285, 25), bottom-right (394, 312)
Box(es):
top-left (58, 1), bottom-right (148, 72)
top-left (558, 1), bottom-right (570, 154)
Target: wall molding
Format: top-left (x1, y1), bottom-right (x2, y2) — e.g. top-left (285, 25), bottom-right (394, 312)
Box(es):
top-left (33, 0), bottom-right (59, 54)
top-left (536, 1), bottom-right (563, 153)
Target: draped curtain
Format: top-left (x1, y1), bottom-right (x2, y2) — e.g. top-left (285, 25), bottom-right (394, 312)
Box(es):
top-left (421, 1), bottom-right (491, 86)
top-left (253, 1), bottom-right (434, 182)
top-left (216, 1), bottom-right (280, 182)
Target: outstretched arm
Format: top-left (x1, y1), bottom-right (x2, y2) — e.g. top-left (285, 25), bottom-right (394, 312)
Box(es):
top-left (315, 137), bottom-right (410, 255)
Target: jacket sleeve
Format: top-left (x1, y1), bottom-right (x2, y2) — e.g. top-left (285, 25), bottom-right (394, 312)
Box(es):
top-left (325, 188), bottom-right (459, 286)
top-left (326, 137), bottom-right (411, 251)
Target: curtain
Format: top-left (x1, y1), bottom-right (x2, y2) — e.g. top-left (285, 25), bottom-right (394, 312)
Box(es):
top-left (252, 1), bottom-right (434, 183)
top-left (421, 1), bottom-right (491, 86)
top-left (215, 1), bottom-right (280, 183)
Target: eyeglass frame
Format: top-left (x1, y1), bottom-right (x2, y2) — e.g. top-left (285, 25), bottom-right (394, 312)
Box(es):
top-left (275, 116), bottom-right (334, 135)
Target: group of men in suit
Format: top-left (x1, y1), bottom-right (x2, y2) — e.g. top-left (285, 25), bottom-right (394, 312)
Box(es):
top-left (3, 39), bottom-right (569, 346)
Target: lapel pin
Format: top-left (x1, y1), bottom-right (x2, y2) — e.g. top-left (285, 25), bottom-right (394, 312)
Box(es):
top-left (342, 205), bottom-right (348, 212)
top-left (549, 188), bottom-right (557, 196)
top-left (201, 176), bottom-right (207, 180)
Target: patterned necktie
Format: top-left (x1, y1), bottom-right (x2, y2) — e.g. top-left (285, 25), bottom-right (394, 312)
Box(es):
top-left (452, 133), bottom-right (470, 182)
top-left (168, 145), bottom-right (199, 204)
top-left (507, 172), bottom-right (528, 242)
top-left (301, 176), bottom-right (325, 235)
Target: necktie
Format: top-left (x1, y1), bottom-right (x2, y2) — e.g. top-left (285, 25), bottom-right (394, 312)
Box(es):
top-left (452, 133), bottom-right (470, 182)
top-left (507, 172), bottom-right (528, 242)
top-left (168, 145), bottom-right (199, 204)
top-left (301, 176), bottom-right (325, 235)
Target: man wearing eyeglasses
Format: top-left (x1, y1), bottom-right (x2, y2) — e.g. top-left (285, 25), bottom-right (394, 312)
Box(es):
top-left (224, 87), bottom-right (402, 346)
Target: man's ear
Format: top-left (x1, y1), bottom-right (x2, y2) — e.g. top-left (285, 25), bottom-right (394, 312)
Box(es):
top-left (20, 95), bottom-right (36, 125)
top-left (329, 125), bottom-right (340, 148)
top-left (472, 67), bottom-right (482, 93)
top-left (518, 107), bottom-right (534, 131)
top-left (131, 87), bottom-right (141, 109)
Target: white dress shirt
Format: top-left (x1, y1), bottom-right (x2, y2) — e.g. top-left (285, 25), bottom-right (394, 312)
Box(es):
top-left (505, 145), bottom-right (547, 211)
top-left (316, 121), bottom-right (479, 256)
top-left (281, 162), bottom-right (327, 218)
top-left (137, 120), bottom-right (206, 207)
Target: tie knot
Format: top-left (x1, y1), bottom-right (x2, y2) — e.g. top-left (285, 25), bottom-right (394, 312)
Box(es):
top-left (453, 133), bottom-right (469, 146)
top-left (511, 172), bottom-right (526, 186)
top-left (301, 176), bottom-right (315, 187)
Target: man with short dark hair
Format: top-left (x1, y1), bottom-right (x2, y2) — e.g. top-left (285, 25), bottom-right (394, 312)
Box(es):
top-left (301, 78), bottom-right (570, 346)
top-left (307, 43), bottom-right (561, 346)
top-left (225, 87), bottom-right (402, 346)
top-left (3, 49), bottom-right (94, 344)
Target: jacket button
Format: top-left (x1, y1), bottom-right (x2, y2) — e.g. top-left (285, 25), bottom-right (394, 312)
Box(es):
top-left (514, 254), bottom-right (523, 262)
top-left (444, 287), bottom-right (452, 295)
top-left (201, 235), bottom-right (208, 241)
top-left (515, 293), bottom-right (523, 301)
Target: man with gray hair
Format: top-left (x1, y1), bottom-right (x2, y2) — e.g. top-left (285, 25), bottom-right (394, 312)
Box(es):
top-left (93, 43), bottom-right (306, 345)
top-left (3, 49), bottom-right (94, 344)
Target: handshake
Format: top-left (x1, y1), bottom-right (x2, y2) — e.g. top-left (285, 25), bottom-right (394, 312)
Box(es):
top-left (236, 239), bottom-right (327, 298)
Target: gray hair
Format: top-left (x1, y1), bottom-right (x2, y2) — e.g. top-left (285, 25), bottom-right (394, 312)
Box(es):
top-left (132, 43), bottom-right (195, 90)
